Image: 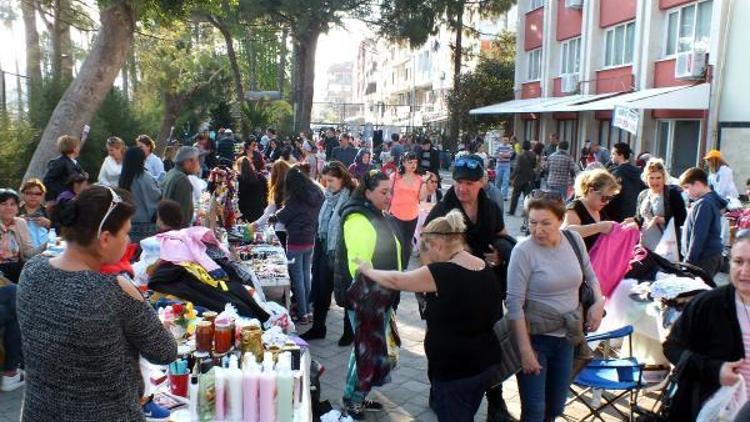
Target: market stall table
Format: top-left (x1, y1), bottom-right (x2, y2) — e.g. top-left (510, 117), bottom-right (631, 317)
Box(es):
top-left (235, 243), bottom-right (292, 310)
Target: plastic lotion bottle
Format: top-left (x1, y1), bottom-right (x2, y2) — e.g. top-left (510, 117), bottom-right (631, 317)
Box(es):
top-left (276, 352), bottom-right (294, 422)
top-left (243, 353), bottom-right (260, 422)
top-left (215, 367), bottom-right (226, 421)
top-left (227, 355), bottom-right (244, 422)
top-left (258, 351), bottom-right (276, 422)
top-left (188, 373), bottom-right (200, 421)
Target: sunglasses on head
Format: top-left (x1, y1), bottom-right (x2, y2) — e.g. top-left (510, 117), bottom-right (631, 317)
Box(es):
top-left (97, 185), bottom-right (123, 238)
top-left (454, 157), bottom-right (482, 169)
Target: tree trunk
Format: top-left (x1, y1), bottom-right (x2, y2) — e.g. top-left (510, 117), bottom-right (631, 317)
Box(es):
top-left (15, 60), bottom-right (24, 117)
top-left (128, 48), bottom-right (138, 93)
top-left (448, 5), bottom-right (464, 150)
top-left (292, 27), bottom-right (320, 134)
top-left (278, 27), bottom-right (288, 97)
top-left (21, 0), bottom-right (42, 108)
top-left (155, 92), bottom-right (185, 155)
top-left (121, 62), bottom-right (129, 102)
top-left (52, 0), bottom-right (74, 88)
top-left (212, 17), bottom-right (249, 137)
top-left (24, 0), bottom-right (137, 181)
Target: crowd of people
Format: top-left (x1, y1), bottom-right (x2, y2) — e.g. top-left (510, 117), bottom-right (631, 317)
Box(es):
top-left (1, 123), bottom-right (750, 422)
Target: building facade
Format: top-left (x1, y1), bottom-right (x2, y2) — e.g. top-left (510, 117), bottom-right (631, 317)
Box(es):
top-left (352, 6), bottom-right (517, 134)
top-left (489, 0), bottom-right (739, 179)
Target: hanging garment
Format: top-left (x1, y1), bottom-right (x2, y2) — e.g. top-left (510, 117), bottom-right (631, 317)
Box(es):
top-left (149, 262), bottom-right (269, 321)
top-left (346, 272), bottom-right (400, 392)
top-left (157, 226), bottom-right (229, 275)
top-left (588, 223), bottom-right (640, 297)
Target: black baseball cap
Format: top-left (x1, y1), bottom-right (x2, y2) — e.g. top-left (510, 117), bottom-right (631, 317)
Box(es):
top-left (453, 154), bottom-right (484, 181)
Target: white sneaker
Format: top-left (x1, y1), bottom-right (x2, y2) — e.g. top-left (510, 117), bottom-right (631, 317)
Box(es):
top-left (1, 372), bottom-right (25, 392)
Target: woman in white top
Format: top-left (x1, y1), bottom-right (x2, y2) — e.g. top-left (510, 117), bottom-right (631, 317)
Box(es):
top-left (97, 137), bottom-right (125, 187)
top-left (705, 149), bottom-right (739, 200)
top-left (136, 135), bottom-right (166, 184)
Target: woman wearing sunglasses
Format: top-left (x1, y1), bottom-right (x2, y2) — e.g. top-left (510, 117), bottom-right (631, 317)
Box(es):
top-left (562, 169), bottom-right (621, 251)
top-left (16, 186), bottom-right (177, 421)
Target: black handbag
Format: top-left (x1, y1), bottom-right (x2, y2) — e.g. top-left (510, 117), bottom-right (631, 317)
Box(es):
top-left (562, 230), bottom-right (595, 327)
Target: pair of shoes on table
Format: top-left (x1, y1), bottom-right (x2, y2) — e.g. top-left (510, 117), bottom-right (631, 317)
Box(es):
top-left (343, 398), bottom-right (384, 420)
top-left (142, 395), bottom-right (171, 421)
top-left (1, 371), bottom-right (25, 392)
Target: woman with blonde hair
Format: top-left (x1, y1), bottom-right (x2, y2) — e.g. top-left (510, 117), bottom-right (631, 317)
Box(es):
top-left (251, 160), bottom-right (291, 248)
top-left (704, 149), bottom-right (739, 200)
top-left (356, 209), bottom-right (503, 421)
top-left (635, 158), bottom-right (687, 251)
top-left (97, 137), bottom-right (126, 187)
top-left (562, 168), bottom-right (621, 251)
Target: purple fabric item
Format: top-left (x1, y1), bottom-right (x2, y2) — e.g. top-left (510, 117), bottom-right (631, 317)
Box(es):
top-left (588, 223), bottom-right (640, 298)
top-left (156, 226), bottom-right (229, 272)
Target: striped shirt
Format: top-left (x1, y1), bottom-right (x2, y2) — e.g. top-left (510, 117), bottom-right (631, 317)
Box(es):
top-left (495, 143), bottom-right (513, 166)
top-left (546, 150), bottom-right (576, 188)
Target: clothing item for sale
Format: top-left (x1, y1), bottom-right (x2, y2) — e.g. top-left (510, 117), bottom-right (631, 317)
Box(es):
top-left (207, 166), bottom-right (239, 230)
top-left (567, 199), bottom-right (611, 251)
top-left (424, 262), bottom-right (502, 381)
top-left (588, 223), bottom-right (640, 297)
top-left (157, 226), bottom-right (229, 275)
top-left (16, 256), bottom-right (177, 421)
top-left (179, 262), bottom-right (228, 291)
top-left (149, 262), bottom-right (270, 322)
top-left (625, 245), bottom-right (715, 286)
top-left (99, 243), bottom-right (138, 277)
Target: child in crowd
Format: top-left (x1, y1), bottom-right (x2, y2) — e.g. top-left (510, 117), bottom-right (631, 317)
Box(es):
top-left (156, 199), bottom-right (184, 233)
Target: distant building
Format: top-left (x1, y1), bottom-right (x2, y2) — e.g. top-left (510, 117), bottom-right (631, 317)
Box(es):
top-left (352, 6), bottom-right (517, 134)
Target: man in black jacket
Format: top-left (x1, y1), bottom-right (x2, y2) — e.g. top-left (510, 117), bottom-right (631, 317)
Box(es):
top-left (604, 143), bottom-right (647, 222)
top-left (508, 141), bottom-right (536, 216)
top-left (424, 154), bottom-right (513, 422)
top-left (331, 133), bottom-right (358, 167)
top-left (416, 138), bottom-right (441, 176)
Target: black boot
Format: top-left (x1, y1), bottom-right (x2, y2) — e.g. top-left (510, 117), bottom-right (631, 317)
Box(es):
top-left (337, 315), bottom-right (354, 347)
top-left (486, 385), bottom-right (516, 422)
top-left (301, 322), bottom-right (327, 341)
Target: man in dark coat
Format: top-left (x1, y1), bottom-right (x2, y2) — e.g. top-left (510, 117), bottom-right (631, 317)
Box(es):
top-left (508, 140), bottom-right (536, 216)
top-left (604, 142), bottom-right (647, 222)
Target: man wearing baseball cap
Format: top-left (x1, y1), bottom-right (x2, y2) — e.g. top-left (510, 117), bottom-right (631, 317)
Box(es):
top-left (423, 154), bottom-right (513, 421)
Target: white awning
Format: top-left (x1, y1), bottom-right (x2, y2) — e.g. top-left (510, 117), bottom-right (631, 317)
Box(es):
top-left (567, 83), bottom-right (710, 111)
top-left (469, 98), bottom-right (550, 115)
top-left (469, 93), bottom-right (621, 115)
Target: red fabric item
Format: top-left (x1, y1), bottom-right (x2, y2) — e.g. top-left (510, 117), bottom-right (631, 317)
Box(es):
top-left (99, 243), bottom-right (138, 277)
top-left (589, 223), bottom-right (640, 298)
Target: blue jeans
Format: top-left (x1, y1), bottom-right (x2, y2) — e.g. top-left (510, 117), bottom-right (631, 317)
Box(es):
top-left (0, 284), bottom-right (22, 371)
top-left (495, 164), bottom-right (511, 199)
top-left (287, 247), bottom-right (313, 317)
top-left (517, 335), bottom-right (575, 422)
top-left (548, 185), bottom-right (569, 203)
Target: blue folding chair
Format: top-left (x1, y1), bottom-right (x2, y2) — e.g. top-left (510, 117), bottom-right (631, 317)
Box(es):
top-left (567, 325), bottom-right (646, 422)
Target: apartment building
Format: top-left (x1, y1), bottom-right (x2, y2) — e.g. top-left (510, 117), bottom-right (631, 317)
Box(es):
top-left (472, 0), bottom-right (748, 179)
top-left (352, 6), bottom-right (517, 133)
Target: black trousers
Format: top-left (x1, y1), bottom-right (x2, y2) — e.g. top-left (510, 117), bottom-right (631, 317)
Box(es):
top-left (0, 261), bottom-right (23, 283)
top-left (310, 238), bottom-right (334, 325)
top-left (509, 183), bottom-right (533, 216)
top-left (394, 217), bottom-right (418, 261)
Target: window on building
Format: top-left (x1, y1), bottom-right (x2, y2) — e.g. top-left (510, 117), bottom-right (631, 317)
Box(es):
top-left (665, 0), bottom-right (713, 56)
top-left (560, 38), bottom-right (581, 75)
top-left (598, 120), bottom-right (633, 149)
top-left (524, 119), bottom-right (539, 142)
top-left (604, 21), bottom-right (635, 67)
top-left (527, 48), bottom-right (542, 80)
top-left (530, 0), bottom-right (545, 10)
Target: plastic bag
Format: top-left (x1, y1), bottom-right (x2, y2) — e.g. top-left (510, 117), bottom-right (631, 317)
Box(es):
top-left (654, 218), bottom-right (679, 263)
top-left (696, 379), bottom-right (747, 422)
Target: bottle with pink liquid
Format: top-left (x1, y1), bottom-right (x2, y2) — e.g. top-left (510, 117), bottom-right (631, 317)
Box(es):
top-left (215, 367), bottom-right (226, 421)
top-left (258, 352), bottom-right (276, 422)
top-left (242, 353), bottom-right (260, 422)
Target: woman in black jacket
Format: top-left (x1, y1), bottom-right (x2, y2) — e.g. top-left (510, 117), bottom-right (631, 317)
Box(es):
top-left (273, 165), bottom-right (324, 323)
top-left (235, 156), bottom-right (268, 222)
top-left (634, 159), bottom-right (687, 252)
top-left (662, 232), bottom-right (750, 421)
top-left (42, 135), bottom-right (84, 205)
